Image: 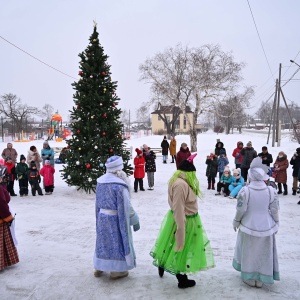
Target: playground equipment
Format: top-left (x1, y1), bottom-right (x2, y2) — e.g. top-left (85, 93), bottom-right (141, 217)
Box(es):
top-left (48, 112), bottom-right (71, 141)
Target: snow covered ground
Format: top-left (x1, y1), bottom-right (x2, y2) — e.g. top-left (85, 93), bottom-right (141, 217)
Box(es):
top-left (1, 130), bottom-right (300, 300)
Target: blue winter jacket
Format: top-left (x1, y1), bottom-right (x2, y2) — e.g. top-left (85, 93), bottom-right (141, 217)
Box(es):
top-left (220, 174), bottom-right (233, 184)
top-left (229, 176), bottom-right (244, 189)
top-left (217, 156), bottom-right (229, 172)
top-left (41, 147), bottom-right (55, 166)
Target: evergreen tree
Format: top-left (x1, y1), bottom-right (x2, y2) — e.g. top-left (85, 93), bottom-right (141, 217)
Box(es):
top-left (62, 24), bottom-right (132, 193)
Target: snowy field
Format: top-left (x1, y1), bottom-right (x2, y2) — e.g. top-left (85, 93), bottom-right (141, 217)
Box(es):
top-left (1, 130), bottom-right (300, 300)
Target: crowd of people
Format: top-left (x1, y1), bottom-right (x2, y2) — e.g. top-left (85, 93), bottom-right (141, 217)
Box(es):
top-left (1, 135), bottom-right (297, 290)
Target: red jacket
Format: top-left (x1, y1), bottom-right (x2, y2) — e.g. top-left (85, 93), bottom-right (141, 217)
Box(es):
top-left (176, 147), bottom-right (191, 168)
top-left (40, 165), bottom-right (55, 186)
top-left (134, 156), bottom-right (145, 179)
top-left (232, 142), bottom-right (243, 164)
top-left (4, 161), bottom-right (16, 181)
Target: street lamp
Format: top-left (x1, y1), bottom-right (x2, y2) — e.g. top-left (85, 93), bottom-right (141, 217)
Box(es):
top-left (290, 60), bottom-right (300, 68)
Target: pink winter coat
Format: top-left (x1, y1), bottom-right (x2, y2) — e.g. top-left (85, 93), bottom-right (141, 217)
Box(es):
top-left (40, 165), bottom-right (55, 186)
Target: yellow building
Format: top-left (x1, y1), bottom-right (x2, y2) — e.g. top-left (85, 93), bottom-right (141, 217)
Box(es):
top-left (151, 105), bottom-right (194, 135)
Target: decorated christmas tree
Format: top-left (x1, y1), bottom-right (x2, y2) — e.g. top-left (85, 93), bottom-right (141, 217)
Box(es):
top-left (62, 23), bottom-right (132, 193)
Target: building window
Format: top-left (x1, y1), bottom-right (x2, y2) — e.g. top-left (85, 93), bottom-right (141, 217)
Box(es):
top-left (175, 116), bottom-right (180, 129)
top-left (184, 116), bottom-right (186, 129)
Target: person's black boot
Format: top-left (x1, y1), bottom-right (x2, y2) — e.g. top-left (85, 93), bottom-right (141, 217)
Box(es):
top-left (283, 184), bottom-right (288, 195)
top-left (277, 183), bottom-right (282, 194)
top-left (292, 189), bottom-right (296, 196)
top-left (176, 274), bottom-right (196, 289)
top-left (158, 267), bottom-right (164, 278)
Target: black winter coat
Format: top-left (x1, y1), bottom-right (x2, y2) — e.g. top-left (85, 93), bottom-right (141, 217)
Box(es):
top-left (215, 141), bottom-right (226, 156)
top-left (290, 154), bottom-right (300, 177)
top-left (145, 151), bottom-right (156, 172)
top-left (161, 140), bottom-right (169, 155)
top-left (258, 152), bottom-right (273, 167)
top-left (240, 147), bottom-right (257, 168)
top-left (27, 168), bottom-right (41, 184)
top-left (206, 157), bottom-right (218, 177)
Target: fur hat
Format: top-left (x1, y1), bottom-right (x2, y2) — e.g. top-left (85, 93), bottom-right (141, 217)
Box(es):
top-left (247, 141), bottom-right (252, 147)
top-left (232, 168), bottom-right (241, 178)
top-left (224, 165), bottom-right (231, 173)
top-left (20, 154), bottom-right (26, 162)
top-left (105, 156), bottom-right (124, 172)
top-left (30, 145), bottom-right (36, 151)
top-left (178, 153), bottom-right (197, 172)
top-left (135, 148), bottom-right (142, 155)
top-left (248, 157), bottom-right (269, 181)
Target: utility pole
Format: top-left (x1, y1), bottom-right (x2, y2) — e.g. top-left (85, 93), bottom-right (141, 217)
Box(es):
top-left (267, 81), bottom-right (277, 145)
top-left (275, 63), bottom-right (282, 142)
top-left (271, 80), bottom-right (278, 147)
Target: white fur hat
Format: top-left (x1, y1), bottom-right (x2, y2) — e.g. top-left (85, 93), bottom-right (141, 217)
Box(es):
top-left (105, 156), bottom-right (124, 172)
top-left (248, 157), bottom-right (269, 181)
top-left (232, 168), bottom-right (241, 177)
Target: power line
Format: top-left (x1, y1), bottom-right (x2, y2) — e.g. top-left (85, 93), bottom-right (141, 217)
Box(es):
top-left (246, 0), bottom-right (275, 80)
top-left (0, 35), bottom-right (77, 80)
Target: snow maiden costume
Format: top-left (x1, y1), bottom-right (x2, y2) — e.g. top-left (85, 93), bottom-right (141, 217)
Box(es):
top-left (232, 157), bottom-right (280, 288)
top-left (150, 154), bottom-right (215, 289)
top-left (94, 156), bottom-right (140, 279)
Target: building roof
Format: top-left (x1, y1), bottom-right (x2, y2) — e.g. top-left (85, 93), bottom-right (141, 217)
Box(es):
top-left (151, 105), bottom-right (193, 114)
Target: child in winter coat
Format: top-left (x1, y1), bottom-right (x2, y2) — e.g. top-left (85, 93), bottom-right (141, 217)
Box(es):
top-left (40, 160), bottom-right (55, 195)
top-left (16, 155), bottom-right (29, 197)
top-left (228, 168), bottom-right (244, 199)
top-left (205, 152), bottom-right (218, 190)
top-left (4, 156), bottom-right (17, 196)
top-left (232, 141), bottom-right (243, 169)
top-left (215, 168), bottom-right (233, 197)
top-left (27, 161), bottom-right (43, 196)
top-left (217, 149), bottom-right (229, 179)
top-left (144, 147), bottom-right (156, 190)
top-left (134, 148), bottom-right (145, 192)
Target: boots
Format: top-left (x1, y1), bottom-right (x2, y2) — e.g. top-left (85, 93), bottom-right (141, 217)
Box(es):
top-left (292, 189), bottom-right (296, 196)
top-left (283, 184), bottom-right (288, 195)
top-left (176, 274), bottom-right (196, 289)
top-left (207, 183), bottom-right (211, 190)
top-left (212, 183), bottom-right (215, 190)
top-left (277, 183), bottom-right (282, 194)
top-left (158, 267), bottom-right (164, 278)
top-left (110, 271), bottom-right (129, 279)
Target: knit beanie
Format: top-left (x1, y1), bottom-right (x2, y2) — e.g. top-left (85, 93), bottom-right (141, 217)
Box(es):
top-left (247, 141), bottom-right (252, 147)
top-left (232, 168), bottom-right (241, 178)
top-left (20, 154), bottom-right (26, 162)
top-left (31, 161), bottom-right (36, 168)
top-left (135, 148), bottom-right (142, 155)
top-left (105, 156), bottom-right (124, 172)
top-left (219, 149), bottom-right (226, 155)
top-left (45, 160), bottom-right (50, 165)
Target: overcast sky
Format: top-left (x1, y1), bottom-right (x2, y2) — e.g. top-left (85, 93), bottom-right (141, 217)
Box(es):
top-left (1, 0), bottom-right (299, 122)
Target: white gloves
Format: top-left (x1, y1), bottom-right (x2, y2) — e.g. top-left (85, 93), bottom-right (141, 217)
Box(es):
top-left (233, 220), bottom-right (240, 232)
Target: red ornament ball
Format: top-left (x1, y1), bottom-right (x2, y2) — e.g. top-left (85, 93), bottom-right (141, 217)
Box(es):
top-left (103, 113), bottom-right (107, 117)
top-left (130, 171), bottom-right (134, 175)
top-left (102, 132), bottom-right (106, 136)
top-left (101, 72), bottom-right (106, 76)
top-left (110, 149), bottom-right (113, 153)
top-left (86, 163), bottom-right (91, 169)
top-left (77, 105), bottom-right (80, 109)
top-left (77, 130), bottom-right (80, 133)
top-left (112, 103), bottom-right (116, 107)
top-left (78, 71), bottom-right (83, 76)
top-left (66, 145), bottom-right (70, 149)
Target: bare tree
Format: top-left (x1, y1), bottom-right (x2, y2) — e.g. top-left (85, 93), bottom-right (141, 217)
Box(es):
top-left (136, 102), bottom-right (151, 126)
top-left (0, 93), bottom-right (37, 132)
top-left (214, 87), bottom-right (254, 134)
top-left (39, 104), bottom-right (54, 121)
top-left (140, 44), bottom-right (248, 151)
